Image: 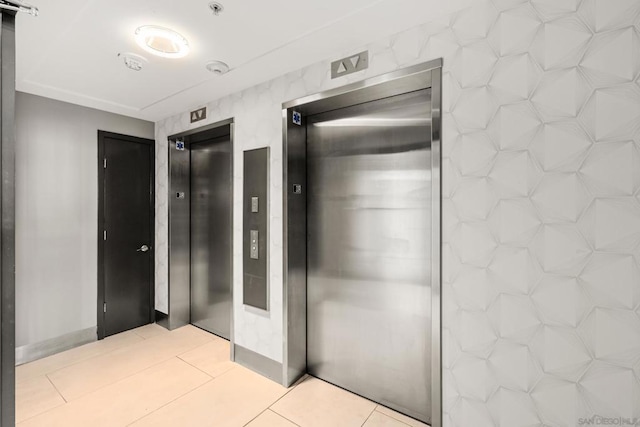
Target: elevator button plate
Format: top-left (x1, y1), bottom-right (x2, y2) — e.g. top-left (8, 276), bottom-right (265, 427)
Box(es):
top-left (250, 230), bottom-right (259, 259)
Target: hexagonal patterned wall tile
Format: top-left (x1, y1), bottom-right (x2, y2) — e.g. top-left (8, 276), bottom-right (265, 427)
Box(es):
top-left (154, 0), bottom-right (640, 425)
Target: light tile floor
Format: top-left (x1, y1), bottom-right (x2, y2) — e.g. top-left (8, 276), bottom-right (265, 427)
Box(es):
top-left (16, 324), bottom-right (428, 427)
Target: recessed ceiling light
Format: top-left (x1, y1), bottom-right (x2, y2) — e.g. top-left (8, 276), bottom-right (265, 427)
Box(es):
top-left (135, 26), bottom-right (189, 59)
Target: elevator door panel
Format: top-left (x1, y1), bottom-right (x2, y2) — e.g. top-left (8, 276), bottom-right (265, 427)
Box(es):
top-left (306, 90), bottom-right (432, 423)
top-left (190, 136), bottom-right (232, 339)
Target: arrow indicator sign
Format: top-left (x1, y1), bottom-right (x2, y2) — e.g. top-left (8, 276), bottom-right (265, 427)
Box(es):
top-left (331, 51), bottom-right (369, 79)
top-left (190, 107), bottom-right (207, 123)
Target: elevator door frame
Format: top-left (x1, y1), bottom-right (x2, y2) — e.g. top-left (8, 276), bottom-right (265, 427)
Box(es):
top-left (282, 59), bottom-right (442, 426)
top-left (167, 119), bottom-right (235, 359)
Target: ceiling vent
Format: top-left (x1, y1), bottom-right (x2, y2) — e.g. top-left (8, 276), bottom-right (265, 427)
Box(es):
top-left (205, 60), bottom-right (230, 75)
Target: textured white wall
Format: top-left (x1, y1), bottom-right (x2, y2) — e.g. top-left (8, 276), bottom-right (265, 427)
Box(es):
top-left (16, 92), bottom-right (154, 348)
top-left (155, 1), bottom-right (640, 424)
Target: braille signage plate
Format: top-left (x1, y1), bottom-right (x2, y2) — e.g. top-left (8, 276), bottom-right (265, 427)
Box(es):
top-left (190, 107), bottom-right (207, 123)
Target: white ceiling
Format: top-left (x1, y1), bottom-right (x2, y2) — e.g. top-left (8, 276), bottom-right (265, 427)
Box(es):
top-left (16, 0), bottom-right (474, 122)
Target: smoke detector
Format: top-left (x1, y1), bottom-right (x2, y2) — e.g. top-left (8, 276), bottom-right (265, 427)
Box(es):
top-left (118, 53), bottom-right (148, 71)
top-left (205, 60), bottom-right (230, 75)
top-left (209, 2), bottom-right (224, 15)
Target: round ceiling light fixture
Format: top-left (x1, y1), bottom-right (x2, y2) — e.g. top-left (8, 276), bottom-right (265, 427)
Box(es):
top-left (135, 25), bottom-right (189, 59)
top-left (205, 60), bottom-right (230, 75)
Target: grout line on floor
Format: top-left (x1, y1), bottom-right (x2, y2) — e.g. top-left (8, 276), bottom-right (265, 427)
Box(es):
top-left (290, 374), bottom-right (309, 388)
top-left (242, 408), bottom-right (270, 427)
top-left (51, 352), bottom-right (183, 403)
top-left (45, 373), bottom-right (67, 403)
top-left (374, 406), bottom-right (420, 427)
top-left (271, 409), bottom-right (302, 427)
top-left (42, 330), bottom-right (215, 401)
top-left (130, 329), bottom-right (150, 340)
top-left (243, 376), bottom-right (305, 426)
top-left (20, 331), bottom-right (145, 380)
top-left (16, 377), bottom-right (68, 425)
top-left (174, 337), bottom-right (232, 359)
top-left (15, 401), bottom-right (66, 425)
top-left (175, 340), bottom-right (213, 357)
top-left (360, 405), bottom-right (377, 427)
top-left (176, 353), bottom-right (223, 379)
top-left (249, 409), bottom-right (302, 427)
top-left (15, 374), bottom-right (70, 425)
top-left (124, 376), bottom-right (215, 427)
top-left (264, 379), bottom-right (306, 425)
top-left (129, 322), bottom-right (173, 340)
top-left (202, 363), bottom-right (241, 382)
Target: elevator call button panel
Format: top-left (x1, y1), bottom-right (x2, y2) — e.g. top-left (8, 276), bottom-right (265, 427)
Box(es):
top-left (243, 147), bottom-right (269, 311)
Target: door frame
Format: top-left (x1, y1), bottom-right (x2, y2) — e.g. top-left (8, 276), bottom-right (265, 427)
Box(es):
top-left (281, 59), bottom-right (443, 425)
top-left (167, 119), bottom-right (235, 353)
top-left (97, 130), bottom-right (156, 340)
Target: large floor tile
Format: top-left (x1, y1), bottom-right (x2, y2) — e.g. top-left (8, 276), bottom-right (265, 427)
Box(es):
top-left (270, 377), bottom-right (376, 427)
top-left (246, 409), bottom-right (298, 427)
top-left (186, 325), bottom-right (221, 341)
top-left (15, 376), bottom-right (65, 423)
top-left (48, 326), bottom-right (212, 400)
top-left (375, 406), bottom-right (429, 427)
top-left (18, 358), bottom-right (210, 427)
top-left (131, 323), bottom-right (169, 339)
top-left (178, 338), bottom-right (235, 377)
top-left (364, 411), bottom-right (413, 427)
top-left (16, 331), bottom-right (144, 382)
top-left (130, 365), bottom-right (288, 427)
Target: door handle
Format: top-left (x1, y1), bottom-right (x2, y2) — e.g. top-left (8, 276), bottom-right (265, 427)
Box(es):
top-left (137, 245), bottom-right (150, 252)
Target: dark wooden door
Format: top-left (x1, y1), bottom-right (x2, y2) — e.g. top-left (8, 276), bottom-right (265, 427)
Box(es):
top-left (98, 131), bottom-right (154, 338)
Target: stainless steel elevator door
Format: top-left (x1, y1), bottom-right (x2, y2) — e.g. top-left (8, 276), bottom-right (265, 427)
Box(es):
top-left (306, 89), bottom-right (432, 423)
top-left (190, 135), bottom-right (232, 339)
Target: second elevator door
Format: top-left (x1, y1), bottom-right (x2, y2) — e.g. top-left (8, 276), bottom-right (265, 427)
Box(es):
top-left (190, 134), bottom-right (232, 339)
top-left (306, 89), bottom-right (432, 423)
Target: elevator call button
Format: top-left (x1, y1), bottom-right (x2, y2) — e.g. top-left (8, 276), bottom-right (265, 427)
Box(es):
top-left (250, 230), bottom-right (259, 259)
